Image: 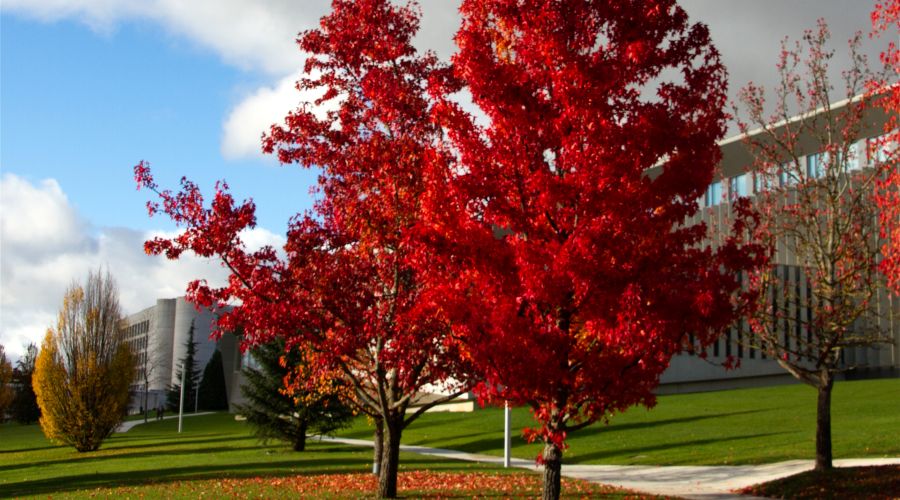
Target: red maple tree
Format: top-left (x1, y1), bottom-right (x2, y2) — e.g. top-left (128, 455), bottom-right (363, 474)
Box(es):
top-left (871, 0), bottom-right (900, 292)
top-left (420, 1), bottom-right (762, 498)
top-left (136, 1), bottom-right (471, 497)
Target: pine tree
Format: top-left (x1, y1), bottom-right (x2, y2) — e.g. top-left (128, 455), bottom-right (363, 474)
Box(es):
top-left (198, 349), bottom-right (228, 411)
top-left (167, 321), bottom-right (200, 412)
top-left (12, 343), bottom-right (40, 424)
top-left (235, 339), bottom-right (353, 451)
top-left (0, 345), bottom-right (13, 422)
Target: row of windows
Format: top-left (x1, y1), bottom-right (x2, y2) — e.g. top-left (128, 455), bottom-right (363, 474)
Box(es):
top-left (703, 135), bottom-right (892, 207)
top-left (687, 265), bottom-right (859, 366)
top-left (126, 336), bottom-right (148, 352)
top-left (124, 320), bottom-right (150, 339)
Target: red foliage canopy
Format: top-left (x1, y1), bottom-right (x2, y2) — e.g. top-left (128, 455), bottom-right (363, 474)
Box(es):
top-left (871, 0), bottom-right (900, 292)
top-left (419, 0), bottom-right (762, 454)
top-left (136, 2), bottom-right (471, 496)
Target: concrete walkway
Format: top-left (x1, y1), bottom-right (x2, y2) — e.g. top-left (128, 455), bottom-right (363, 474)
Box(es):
top-left (115, 412), bottom-right (215, 433)
top-left (320, 436), bottom-right (900, 499)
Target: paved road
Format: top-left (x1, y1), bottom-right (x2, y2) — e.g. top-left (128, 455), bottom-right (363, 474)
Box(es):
top-left (319, 436), bottom-right (900, 499)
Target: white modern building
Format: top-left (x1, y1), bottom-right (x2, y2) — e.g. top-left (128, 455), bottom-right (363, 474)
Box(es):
top-left (121, 100), bottom-right (897, 407)
top-left (121, 297), bottom-right (245, 413)
top-left (657, 98), bottom-right (899, 393)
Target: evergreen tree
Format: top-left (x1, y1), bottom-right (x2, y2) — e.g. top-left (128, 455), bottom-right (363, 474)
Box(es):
top-left (235, 339), bottom-right (353, 451)
top-left (167, 321), bottom-right (200, 412)
top-left (198, 349), bottom-right (228, 411)
top-left (12, 343), bottom-right (40, 424)
top-left (0, 345), bottom-right (13, 422)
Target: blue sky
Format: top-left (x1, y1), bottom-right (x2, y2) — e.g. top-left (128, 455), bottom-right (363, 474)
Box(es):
top-left (2, 14), bottom-right (317, 232)
top-left (0, 0), bottom-right (881, 360)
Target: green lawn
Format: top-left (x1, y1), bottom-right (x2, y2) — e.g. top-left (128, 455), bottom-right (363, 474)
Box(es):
top-left (1, 379), bottom-right (897, 498)
top-left (0, 413), bottom-right (643, 499)
top-left (338, 378), bottom-right (900, 465)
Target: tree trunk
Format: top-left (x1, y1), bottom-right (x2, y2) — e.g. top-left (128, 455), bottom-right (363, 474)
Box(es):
top-left (293, 419), bottom-right (308, 452)
top-left (378, 418), bottom-right (402, 498)
top-left (542, 441), bottom-right (563, 500)
top-left (373, 417), bottom-right (384, 476)
top-left (815, 374), bottom-right (834, 471)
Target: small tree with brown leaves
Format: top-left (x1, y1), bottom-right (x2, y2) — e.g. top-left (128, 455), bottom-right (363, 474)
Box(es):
top-left (736, 20), bottom-right (894, 471)
top-left (33, 270), bottom-right (136, 452)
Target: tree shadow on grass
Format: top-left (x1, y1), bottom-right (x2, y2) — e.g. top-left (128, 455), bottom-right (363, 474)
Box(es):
top-left (577, 408), bottom-right (771, 438)
top-left (395, 408), bottom-right (773, 457)
top-left (0, 442), bottom-right (297, 474)
top-left (0, 452), bottom-right (491, 498)
top-left (567, 431), bottom-right (790, 465)
top-left (406, 430), bottom-right (505, 449)
top-left (0, 444), bottom-right (58, 455)
top-left (0, 457), bottom-right (367, 499)
top-left (103, 434), bottom-right (249, 451)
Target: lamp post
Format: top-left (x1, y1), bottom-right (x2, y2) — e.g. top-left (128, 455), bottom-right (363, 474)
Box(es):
top-left (504, 401), bottom-right (511, 468)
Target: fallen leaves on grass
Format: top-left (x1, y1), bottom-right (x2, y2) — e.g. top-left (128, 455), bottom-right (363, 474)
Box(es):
top-left (739, 465), bottom-right (900, 500)
top-left (80, 471), bottom-right (654, 498)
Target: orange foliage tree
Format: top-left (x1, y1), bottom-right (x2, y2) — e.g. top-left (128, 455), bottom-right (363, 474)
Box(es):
top-left (33, 270), bottom-right (135, 452)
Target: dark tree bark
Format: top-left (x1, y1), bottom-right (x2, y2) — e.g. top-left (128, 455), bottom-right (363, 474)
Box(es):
top-left (378, 417), bottom-right (403, 498)
top-left (293, 419), bottom-right (308, 452)
top-left (542, 442), bottom-right (563, 500)
top-left (815, 374), bottom-right (834, 471)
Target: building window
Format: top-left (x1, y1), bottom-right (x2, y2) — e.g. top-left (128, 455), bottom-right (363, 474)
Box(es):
top-left (730, 174), bottom-right (749, 199)
top-left (705, 181), bottom-right (723, 207)
top-left (806, 153), bottom-right (824, 179)
top-left (867, 135), bottom-right (890, 165)
top-left (753, 172), bottom-right (777, 193)
top-left (778, 163), bottom-right (796, 187)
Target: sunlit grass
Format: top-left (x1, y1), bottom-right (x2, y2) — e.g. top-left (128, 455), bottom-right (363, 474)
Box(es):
top-left (339, 378), bottom-right (900, 465)
top-left (0, 413), bottom-right (644, 498)
top-left (1, 379), bottom-right (896, 498)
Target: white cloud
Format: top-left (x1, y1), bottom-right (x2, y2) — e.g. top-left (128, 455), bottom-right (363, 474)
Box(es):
top-left (0, 174), bottom-right (285, 361)
top-left (3, 0), bottom-right (877, 156)
top-left (222, 71), bottom-right (342, 161)
top-left (2, 0), bottom-right (461, 161)
top-left (2, 0), bottom-right (330, 75)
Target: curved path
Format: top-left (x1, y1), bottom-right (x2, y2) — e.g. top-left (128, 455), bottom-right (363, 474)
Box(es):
top-left (320, 436), bottom-right (900, 499)
top-left (115, 412), bottom-right (215, 433)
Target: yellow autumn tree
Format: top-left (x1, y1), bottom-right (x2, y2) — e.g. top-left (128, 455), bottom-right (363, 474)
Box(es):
top-left (33, 270), bottom-right (135, 452)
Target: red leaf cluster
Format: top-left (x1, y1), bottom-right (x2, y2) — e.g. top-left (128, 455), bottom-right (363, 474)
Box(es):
top-left (418, 0), bottom-right (761, 454)
top-left (870, 0), bottom-right (900, 293)
top-left (135, 0), bottom-right (762, 496)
